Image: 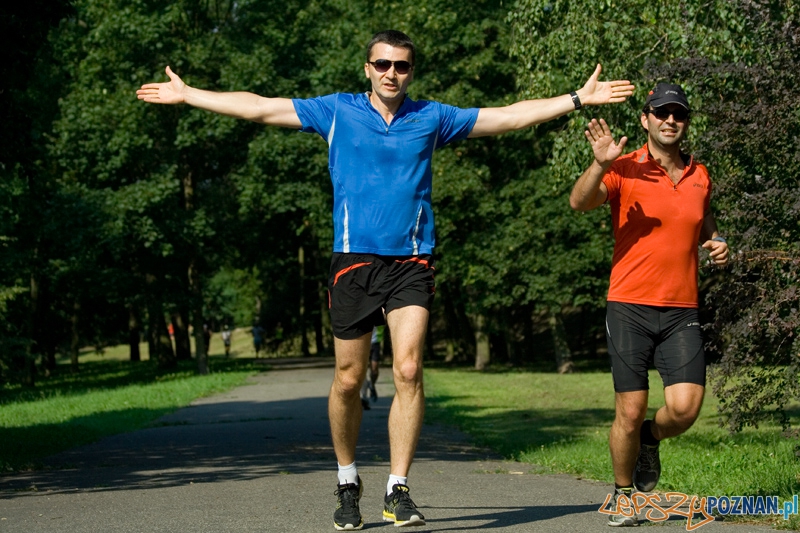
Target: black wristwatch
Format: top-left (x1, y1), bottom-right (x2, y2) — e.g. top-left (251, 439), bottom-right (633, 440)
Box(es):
top-left (570, 91), bottom-right (582, 111)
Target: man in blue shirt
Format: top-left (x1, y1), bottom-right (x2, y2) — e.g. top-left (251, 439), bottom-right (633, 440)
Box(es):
top-left (138, 29), bottom-right (633, 530)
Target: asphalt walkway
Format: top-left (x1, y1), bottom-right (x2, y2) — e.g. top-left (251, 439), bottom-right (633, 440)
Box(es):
top-left (0, 364), bottom-right (779, 532)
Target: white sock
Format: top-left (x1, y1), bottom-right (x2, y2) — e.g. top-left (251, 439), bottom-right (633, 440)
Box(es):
top-left (387, 474), bottom-right (407, 495)
top-left (337, 462), bottom-right (358, 486)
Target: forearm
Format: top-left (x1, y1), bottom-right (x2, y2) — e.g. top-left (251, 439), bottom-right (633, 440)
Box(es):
top-left (183, 86), bottom-right (300, 127)
top-left (470, 94), bottom-right (575, 137)
top-left (699, 211), bottom-right (720, 243)
top-left (570, 160), bottom-right (609, 211)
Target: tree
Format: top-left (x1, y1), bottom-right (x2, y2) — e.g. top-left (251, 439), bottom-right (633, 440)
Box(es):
top-left (510, 0), bottom-right (799, 429)
top-left (663, 0), bottom-right (800, 433)
top-left (0, 0), bottom-right (74, 384)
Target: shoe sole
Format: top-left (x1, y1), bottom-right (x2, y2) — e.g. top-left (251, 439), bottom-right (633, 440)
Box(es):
top-left (632, 480), bottom-right (657, 492)
top-left (333, 523), bottom-right (363, 531)
top-left (607, 518), bottom-right (638, 527)
top-left (383, 513), bottom-right (426, 527)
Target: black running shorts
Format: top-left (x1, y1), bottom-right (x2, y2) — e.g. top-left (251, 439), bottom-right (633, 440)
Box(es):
top-left (328, 253), bottom-right (435, 340)
top-left (605, 301), bottom-right (706, 393)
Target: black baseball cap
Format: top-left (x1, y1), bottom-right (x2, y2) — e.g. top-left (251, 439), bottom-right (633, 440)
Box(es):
top-left (644, 83), bottom-right (690, 110)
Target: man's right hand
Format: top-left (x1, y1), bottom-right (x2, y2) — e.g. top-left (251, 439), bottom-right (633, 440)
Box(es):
top-left (137, 66), bottom-right (186, 105)
top-left (585, 118), bottom-right (627, 169)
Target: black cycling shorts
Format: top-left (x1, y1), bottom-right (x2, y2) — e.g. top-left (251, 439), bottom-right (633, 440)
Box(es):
top-left (328, 253), bottom-right (435, 340)
top-left (605, 301), bottom-right (706, 393)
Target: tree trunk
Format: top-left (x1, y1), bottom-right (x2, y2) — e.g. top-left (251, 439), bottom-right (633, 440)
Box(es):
top-left (145, 272), bottom-right (176, 368)
top-left (474, 313), bottom-right (490, 371)
top-left (317, 279), bottom-right (330, 355)
top-left (20, 271), bottom-right (39, 387)
top-left (70, 299), bottom-right (80, 373)
top-left (180, 170), bottom-right (207, 375)
top-left (172, 310), bottom-right (192, 361)
top-left (128, 305), bottom-right (141, 362)
top-left (34, 278), bottom-right (57, 375)
top-left (188, 257), bottom-right (208, 375)
top-left (298, 245), bottom-right (309, 356)
top-left (445, 340), bottom-right (456, 363)
top-left (549, 310), bottom-right (574, 374)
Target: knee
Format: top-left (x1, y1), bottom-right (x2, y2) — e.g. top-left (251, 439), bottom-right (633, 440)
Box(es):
top-left (393, 358), bottom-right (422, 387)
top-left (667, 401), bottom-right (701, 430)
top-left (615, 405), bottom-right (647, 435)
top-left (334, 367), bottom-right (365, 397)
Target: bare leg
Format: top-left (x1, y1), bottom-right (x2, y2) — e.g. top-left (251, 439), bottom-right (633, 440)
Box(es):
top-left (328, 333), bottom-right (371, 466)
top-left (651, 383), bottom-right (704, 440)
top-left (386, 306), bottom-right (428, 477)
top-left (609, 390), bottom-right (648, 486)
top-left (370, 359), bottom-right (379, 387)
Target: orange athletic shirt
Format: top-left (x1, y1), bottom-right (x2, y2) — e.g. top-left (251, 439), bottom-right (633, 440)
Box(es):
top-left (602, 144), bottom-right (711, 308)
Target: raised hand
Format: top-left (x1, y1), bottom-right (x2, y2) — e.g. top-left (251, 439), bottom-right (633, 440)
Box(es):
top-left (585, 118), bottom-right (627, 168)
top-left (136, 66), bottom-right (186, 105)
top-left (579, 64), bottom-right (635, 106)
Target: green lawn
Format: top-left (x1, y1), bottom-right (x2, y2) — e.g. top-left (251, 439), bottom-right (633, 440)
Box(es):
top-left (424, 367), bottom-right (800, 529)
top-left (0, 355), bottom-right (260, 472)
top-left (3, 348), bottom-right (798, 528)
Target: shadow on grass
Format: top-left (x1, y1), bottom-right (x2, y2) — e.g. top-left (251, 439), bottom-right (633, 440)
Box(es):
top-left (425, 395), bottom-right (616, 458)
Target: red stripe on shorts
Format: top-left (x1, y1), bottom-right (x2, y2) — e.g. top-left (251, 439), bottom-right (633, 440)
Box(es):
top-left (395, 257), bottom-right (432, 269)
top-left (333, 262), bottom-right (372, 286)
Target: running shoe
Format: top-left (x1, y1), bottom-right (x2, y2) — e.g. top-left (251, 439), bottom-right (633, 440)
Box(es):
top-left (334, 477), bottom-right (363, 531)
top-left (632, 443), bottom-right (661, 492)
top-left (361, 398), bottom-right (371, 411)
top-left (383, 484), bottom-right (426, 527)
top-left (607, 487), bottom-right (638, 527)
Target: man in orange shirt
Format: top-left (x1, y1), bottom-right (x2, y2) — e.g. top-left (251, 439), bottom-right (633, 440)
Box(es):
top-left (570, 83), bottom-right (729, 527)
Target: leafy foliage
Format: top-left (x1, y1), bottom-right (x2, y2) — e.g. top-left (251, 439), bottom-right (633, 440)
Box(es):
top-left (510, 0), bottom-right (799, 431)
top-left (664, 0), bottom-right (800, 433)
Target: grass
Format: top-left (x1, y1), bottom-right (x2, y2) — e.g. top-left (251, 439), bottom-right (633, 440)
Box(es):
top-left (3, 342), bottom-right (798, 528)
top-left (0, 351), bottom-right (261, 472)
top-left (424, 367), bottom-right (800, 529)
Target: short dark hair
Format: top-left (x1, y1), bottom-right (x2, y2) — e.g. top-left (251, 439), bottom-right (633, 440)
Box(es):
top-left (366, 30), bottom-right (415, 65)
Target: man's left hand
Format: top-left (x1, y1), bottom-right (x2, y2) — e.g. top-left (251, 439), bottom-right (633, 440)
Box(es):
top-left (702, 239), bottom-right (729, 266)
top-left (577, 64), bottom-right (635, 106)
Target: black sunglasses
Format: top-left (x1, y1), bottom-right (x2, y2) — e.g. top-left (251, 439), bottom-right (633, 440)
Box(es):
top-left (648, 106), bottom-right (690, 121)
top-left (369, 59), bottom-right (413, 75)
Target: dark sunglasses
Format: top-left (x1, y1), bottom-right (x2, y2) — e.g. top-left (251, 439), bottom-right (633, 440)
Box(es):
top-left (369, 59), bottom-right (413, 74)
top-left (648, 106), bottom-right (690, 121)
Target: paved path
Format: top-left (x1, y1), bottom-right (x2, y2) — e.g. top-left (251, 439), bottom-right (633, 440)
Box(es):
top-left (0, 365), bottom-right (778, 532)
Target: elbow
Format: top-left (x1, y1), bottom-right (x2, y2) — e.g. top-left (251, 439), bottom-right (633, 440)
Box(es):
top-left (569, 194), bottom-right (589, 212)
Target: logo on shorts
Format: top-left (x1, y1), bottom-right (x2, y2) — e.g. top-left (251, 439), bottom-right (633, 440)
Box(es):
top-left (686, 322), bottom-right (700, 327)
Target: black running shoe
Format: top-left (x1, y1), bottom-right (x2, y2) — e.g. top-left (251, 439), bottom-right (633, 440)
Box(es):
top-left (383, 484), bottom-right (426, 527)
top-left (334, 477), bottom-right (363, 531)
top-left (632, 443), bottom-right (661, 492)
top-left (361, 398), bottom-right (371, 411)
top-left (607, 487), bottom-right (638, 527)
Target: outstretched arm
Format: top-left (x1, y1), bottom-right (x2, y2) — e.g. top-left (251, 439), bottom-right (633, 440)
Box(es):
top-left (569, 118), bottom-right (627, 211)
top-left (469, 64), bottom-right (634, 138)
top-left (136, 66), bottom-right (302, 128)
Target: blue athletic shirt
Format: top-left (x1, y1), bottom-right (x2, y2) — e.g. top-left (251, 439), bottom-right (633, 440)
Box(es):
top-left (292, 93), bottom-right (479, 255)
